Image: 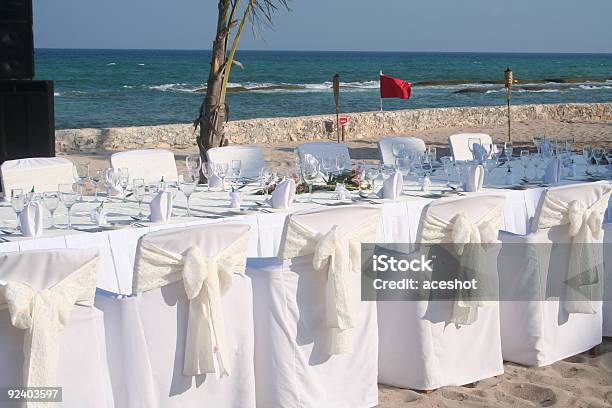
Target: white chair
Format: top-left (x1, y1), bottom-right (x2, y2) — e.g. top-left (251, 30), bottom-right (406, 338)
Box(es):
top-left (377, 136), bottom-right (426, 165)
top-left (0, 248), bottom-right (114, 408)
top-left (110, 149), bottom-right (178, 184)
top-left (96, 223), bottom-right (255, 408)
top-left (498, 182), bottom-right (612, 366)
top-left (378, 194), bottom-right (506, 390)
top-left (246, 206), bottom-right (382, 407)
top-left (603, 224), bottom-right (612, 337)
top-left (296, 141), bottom-right (352, 169)
top-left (448, 133), bottom-right (493, 162)
top-left (1, 157), bottom-right (75, 197)
top-left (206, 146), bottom-right (266, 179)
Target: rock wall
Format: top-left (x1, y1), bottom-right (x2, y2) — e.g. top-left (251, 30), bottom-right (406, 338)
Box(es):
top-left (55, 102), bottom-right (611, 153)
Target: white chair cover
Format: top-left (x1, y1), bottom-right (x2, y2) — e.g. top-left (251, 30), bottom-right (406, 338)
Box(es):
top-left (0, 248), bottom-right (114, 408)
top-left (377, 136), bottom-right (426, 165)
top-left (1, 157), bottom-right (75, 197)
top-left (247, 205), bottom-right (381, 407)
top-left (296, 141), bottom-right (352, 169)
top-left (378, 195), bottom-right (506, 390)
top-left (110, 149), bottom-right (178, 184)
top-left (602, 224), bottom-right (612, 336)
top-left (498, 182), bottom-right (612, 366)
top-left (96, 223), bottom-right (255, 408)
top-left (448, 133), bottom-right (493, 162)
top-left (206, 146), bottom-right (266, 179)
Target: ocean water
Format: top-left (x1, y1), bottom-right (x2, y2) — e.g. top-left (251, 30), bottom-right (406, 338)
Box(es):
top-left (36, 49), bottom-right (612, 129)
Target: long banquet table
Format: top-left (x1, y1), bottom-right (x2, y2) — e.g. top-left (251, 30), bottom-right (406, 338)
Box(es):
top-left (0, 171), bottom-right (609, 295)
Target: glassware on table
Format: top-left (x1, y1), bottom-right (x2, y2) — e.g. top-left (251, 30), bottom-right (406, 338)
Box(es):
top-left (180, 174), bottom-right (197, 216)
top-left (440, 156), bottom-right (453, 186)
top-left (58, 183), bottom-right (78, 230)
top-left (230, 160), bottom-right (242, 188)
top-left (166, 182), bottom-right (179, 199)
top-left (427, 146), bottom-right (437, 164)
top-left (43, 192), bottom-right (60, 229)
top-left (134, 184), bottom-right (146, 219)
top-left (582, 146), bottom-right (592, 174)
top-left (202, 162), bottom-right (212, 192)
top-left (335, 153), bottom-right (348, 175)
top-left (212, 162), bottom-right (229, 191)
top-left (186, 154), bottom-right (202, 179)
top-left (75, 164), bottom-right (89, 202)
top-left (91, 170), bottom-right (103, 202)
top-left (301, 161), bottom-right (319, 202)
top-left (10, 189), bottom-right (25, 231)
top-left (118, 167), bottom-right (130, 202)
top-left (592, 148), bottom-right (604, 175)
top-left (259, 168), bottom-right (272, 202)
top-left (520, 150), bottom-right (530, 180)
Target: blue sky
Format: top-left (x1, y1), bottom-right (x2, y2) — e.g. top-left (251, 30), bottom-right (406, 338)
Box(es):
top-left (34, 0), bottom-right (612, 53)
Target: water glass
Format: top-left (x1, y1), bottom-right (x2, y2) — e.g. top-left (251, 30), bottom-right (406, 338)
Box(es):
top-left (43, 192), bottom-right (60, 229)
top-left (520, 150), bottom-right (530, 180)
top-left (91, 169), bottom-right (103, 202)
top-left (11, 189), bottom-right (25, 231)
top-left (75, 164), bottom-right (89, 201)
top-left (58, 183), bottom-right (78, 230)
top-left (180, 175), bottom-right (197, 216)
top-left (301, 162), bottom-right (319, 202)
top-left (231, 160), bottom-right (242, 187)
top-left (213, 162), bottom-right (229, 191)
top-left (134, 184), bottom-right (146, 219)
top-left (186, 154), bottom-right (202, 178)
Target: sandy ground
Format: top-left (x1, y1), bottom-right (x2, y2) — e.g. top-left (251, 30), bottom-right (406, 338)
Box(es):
top-left (60, 119), bottom-right (612, 174)
top-left (60, 117), bottom-right (612, 407)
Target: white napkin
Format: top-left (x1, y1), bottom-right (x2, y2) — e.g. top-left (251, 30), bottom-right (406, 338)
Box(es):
top-left (104, 168), bottom-right (123, 197)
top-left (230, 191), bottom-right (242, 209)
top-left (377, 171), bottom-right (403, 199)
top-left (90, 206), bottom-right (109, 226)
top-left (19, 201), bottom-right (44, 237)
top-left (149, 191), bottom-right (173, 222)
top-left (463, 165), bottom-right (485, 192)
top-left (207, 163), bottom-right (223, 189)
top-left (270, 178), bottom-right (296, 209)
top-left (543, 158), bottom-right (562, 185)
top-left (472, 144), bottom-right (488, 163)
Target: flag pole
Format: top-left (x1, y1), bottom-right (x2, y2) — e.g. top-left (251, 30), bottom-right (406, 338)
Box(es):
top-left (379, 70), bottom-right (383, 111)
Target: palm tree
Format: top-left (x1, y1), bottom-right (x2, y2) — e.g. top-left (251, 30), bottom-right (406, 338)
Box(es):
top-left (194, 0), bottom-right (289, 181)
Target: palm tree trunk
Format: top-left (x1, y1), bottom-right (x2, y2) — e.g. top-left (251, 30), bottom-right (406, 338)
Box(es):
top-left (197, 0), bottom-right (231, 181)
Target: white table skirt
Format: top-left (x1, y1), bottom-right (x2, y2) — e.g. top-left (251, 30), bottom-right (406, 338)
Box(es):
top-left (0, 174), bottom-right (607, 295)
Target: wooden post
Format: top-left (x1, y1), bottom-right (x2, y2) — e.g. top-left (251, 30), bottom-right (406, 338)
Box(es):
top-left (504, 67), bottom-right (513, 142)
top-left (333, 74), bottom-right (340, 143)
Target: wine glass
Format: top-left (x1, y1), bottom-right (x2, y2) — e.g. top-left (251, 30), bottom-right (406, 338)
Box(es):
top-left (592, 148), bottom-right (604, 175)
top-left (202, 162), bottom-right (212, 192)
top-left (520, 150), bottom-right (530, 180)
top-left (186, 154), bottom-right (202, 179)
top-left (134, 183), bottom-right (146, 219)
top-left (118, 167), bottom-right (130, 202)
top-left (301, 161), bottom-right (319, 202)
top-left (259, 168), bottom-right (272, 202)
top-left (582, 146), bottom-right (592, 174)
top-left (440, 156), bottom-right (452, 186)
top-left (90, 169), bottom-right (103, 202)
top-left (213, 162), bottom-right (229, 191)
top-left (58, 183), bottom-right (78, 230)
top-left (180, 173), bottom-right (197, 216)
top-left (230, 160), bottom-right (242, 188)
top-left (75, 164), bottom-right (89, 202)
top-left (43, 192), bottom-right (60, 229)
top-left (11, 189), bottom-right (25, 232)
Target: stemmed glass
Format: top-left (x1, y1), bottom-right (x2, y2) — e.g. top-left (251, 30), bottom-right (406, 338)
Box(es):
top-left (186, 154), bottom-right (202, 180)
top-left (90, 170), bottom-right (103, 202)
top-left (118, 167), bottom-right (130, 202)
top-left (335, 153), bottom-right (348, 175)
top-left (202, 162), bottom-right (212, 192)
top-left (11, 189), bottom-right (25, 232)
top-left (592, 148), bottom-right (604, 175)
top-left (180, 173), bottom-right (197, 216)
top-left (302, 161), bottom-right (319, 202)
top-left (75, 164), bottom-right (89, 202)
top-left (582, 146), bottom-right (592, 174)
top-left (43, 192), bottom-right (60, 229)
top-left (133, 179), bottom-right (146, 219)
top-left (321, 156), bottom-right (334, 182)
top-left (213, 162), bottom-right (229, 191)
top-left (230, 160), bottom-right (242, 188)
top-left (520, 150), bottom-right (530, 181)
top-left (58, 183), bottom-right (78, 230)
top-left (260, 168), bottom-right (273, 202)
top-left (440, 157), bottom-right (452, 187)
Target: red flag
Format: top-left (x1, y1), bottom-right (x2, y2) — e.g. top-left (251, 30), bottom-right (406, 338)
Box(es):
top-left (380, 75), bottom-right (411, 99)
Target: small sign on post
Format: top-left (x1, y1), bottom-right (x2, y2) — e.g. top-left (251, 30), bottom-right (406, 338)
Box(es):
top-left (338, 115), bottom-right (350, 141)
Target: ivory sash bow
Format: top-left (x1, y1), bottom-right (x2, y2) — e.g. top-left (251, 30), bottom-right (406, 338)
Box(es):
top-left (278, 212), bottom-right (380, 354)
top-left (0, 257), bottom-right (98, 406)
top-left (420, 203), bottom-right (504, 325)
top-left (134, 232), bottom-right (250, 378)
top-left (536, 186), bottom-right (612, 313)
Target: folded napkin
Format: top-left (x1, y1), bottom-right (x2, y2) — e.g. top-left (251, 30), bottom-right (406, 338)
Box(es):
top-left (207, 163), bottom-right (223, 190)
top-left (543, 158), bottom-right (562, 185)
top-left (472, 144), bottom-right (488, 163)
top-left (333, 183), bottom-right (353, 201)
top-left (104, 168), bottom-right (123, 197)
top-left (90, 206), bottom-right (109, 226)
top-left (463, 165), bottom-right (485, 192)
top-left (149, 191), bottom-right (173, 222)
top-left (19, 201), bottom-right (44, 237)
top-left (270, 178), bottom-right (296, 209)
top-left (377, 171), bottom-right (403, 200)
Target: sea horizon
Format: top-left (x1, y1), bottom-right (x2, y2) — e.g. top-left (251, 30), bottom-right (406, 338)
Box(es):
top-left (36, 49), bottom-right (612, 129)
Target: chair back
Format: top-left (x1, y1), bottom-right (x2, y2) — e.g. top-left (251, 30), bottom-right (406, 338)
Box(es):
top-left (296, 142), bottom-right (351, 169)
top-left (377, 136), bottom-right (426, 165)
top-left (110, 149), bottom-right (178, 184)
top-left (448, 133), bottom-right (493, 162)
top-left (1, 157), bottom-right (75, 196)
top-left (206, 146), bottom-right (266, 179)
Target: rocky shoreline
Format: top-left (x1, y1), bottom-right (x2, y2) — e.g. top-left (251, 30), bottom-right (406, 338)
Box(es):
top-left (56, 102), bottom-right (611, 153)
